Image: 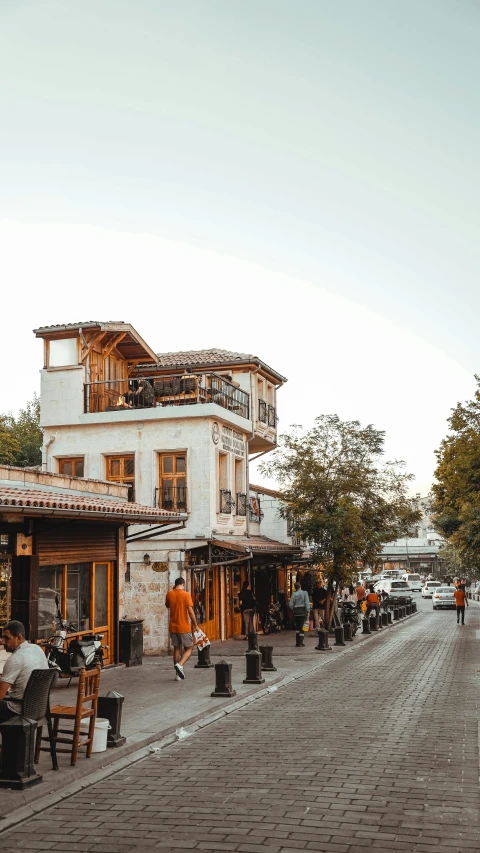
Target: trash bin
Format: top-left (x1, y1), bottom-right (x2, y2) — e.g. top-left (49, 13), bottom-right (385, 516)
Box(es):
top-left (119, 618), bottom-right (143, 667)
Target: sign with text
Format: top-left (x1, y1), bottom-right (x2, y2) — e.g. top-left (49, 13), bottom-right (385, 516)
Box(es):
top-left (221, 425), bottom-right (245, 456)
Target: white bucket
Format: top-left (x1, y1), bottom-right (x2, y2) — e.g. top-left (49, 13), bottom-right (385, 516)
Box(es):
top-left (80, 717), bottom-right (110, 753)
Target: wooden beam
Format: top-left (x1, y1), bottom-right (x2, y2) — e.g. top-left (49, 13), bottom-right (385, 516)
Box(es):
top-left (102, 333), bottom-right (127, 361)
top-left (81, 330), bottom-right (107, 362)
top-left (127, 360), bottom-right (146, 376)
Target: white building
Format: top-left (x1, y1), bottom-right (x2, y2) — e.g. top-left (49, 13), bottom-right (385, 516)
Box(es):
top-left (379, 495), bottom-right (446, 576)
top-left (34, 321), bottom-right (299, 652)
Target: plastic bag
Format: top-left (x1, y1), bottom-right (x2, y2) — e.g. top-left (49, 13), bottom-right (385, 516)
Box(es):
top-left (361, 601), bottom-right (367, 613)
top-left (302, 619), bottom-right (310, 632)
top-left (194, 629), bottom-right (210, 650)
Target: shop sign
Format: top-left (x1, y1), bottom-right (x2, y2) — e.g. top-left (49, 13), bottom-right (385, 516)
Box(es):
top-left (152, 562), bottom-right (169, 572)
top-left (221, 426), bottom-right (245, 456)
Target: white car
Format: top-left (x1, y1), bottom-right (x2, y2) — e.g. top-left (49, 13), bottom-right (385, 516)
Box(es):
top-left (374, 579), bottom-right (412, 599)
top-left (422, 581), bottom-right (441, 598)
top-left (432, 586), bottom-right (456, 609)
top-left (401, 573), bottom-right (422, 592)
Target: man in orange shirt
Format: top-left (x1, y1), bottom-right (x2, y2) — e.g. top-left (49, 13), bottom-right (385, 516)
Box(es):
top-left (165, 577), bottom-right (199, 680)
top-left (453, 585), bottom-right (468, 625)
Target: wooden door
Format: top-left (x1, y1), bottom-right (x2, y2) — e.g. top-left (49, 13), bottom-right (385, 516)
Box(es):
top-left (193, 567), bottom-right (220, 641)
top-left (225, 565), bottom-right (245, 638)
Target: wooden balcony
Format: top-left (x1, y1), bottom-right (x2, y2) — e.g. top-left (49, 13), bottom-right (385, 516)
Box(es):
top-left (84, 373), bottom-right (250, 420)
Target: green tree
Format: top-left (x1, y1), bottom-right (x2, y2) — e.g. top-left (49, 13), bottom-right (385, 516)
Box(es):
top-left (432, 377), bottom-right (480, 572)
top-left (0, 394), bottom-right (42, 467)
top-left (261, 415), bottom-right (420, 628)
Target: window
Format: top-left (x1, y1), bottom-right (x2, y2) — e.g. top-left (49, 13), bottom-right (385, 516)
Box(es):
top-left (158, 453), bottom-right (187, 511)
top-left (48, 338), bottom-right (78, 367)
top-left (106, 455), bottom-right (135, 502)
top-left (59, 457), bottom-right (84, 477)
top-left (219, 453), bottom-right (228, 491)
top-left (38, 562), bottom-right (112, 642)
top-left (235, 458), bottom-right (246, 516)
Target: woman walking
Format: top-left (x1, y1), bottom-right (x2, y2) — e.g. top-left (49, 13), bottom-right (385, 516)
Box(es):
top-left (289, 581), bottom-right (310, 646)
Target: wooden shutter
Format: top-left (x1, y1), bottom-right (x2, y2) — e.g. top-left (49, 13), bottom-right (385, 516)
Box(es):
top-left (37, 523), bottom-right (118, 566)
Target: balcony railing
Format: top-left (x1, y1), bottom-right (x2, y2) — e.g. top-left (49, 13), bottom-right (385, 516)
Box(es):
top-left (268, 405), bottom-right (277, 427)
top-left (258, 399), bottom-right (267, 423)
top-left (84, 373), bottom-right (250, 419)
top-left (155, 485), bottom-right (188, 512)
top-left (220, 489), bottom-right (235, 515)
top-left (248, 496), bottom-right (264, 522)
top-left (236, 492), bottom-right (247, 517)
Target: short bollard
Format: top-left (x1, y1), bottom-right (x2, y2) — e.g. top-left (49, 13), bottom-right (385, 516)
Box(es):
top-left (362, 617), bottom-right (371, 634)
top-left (381, 612), bottom-right (388, 628)
top-left (315, 629), bottom-right (333, 651)
top-left (412, 601), bottom-right (417, 613)
top-left (0, 717), bottom-right (43, 790)
top-left (97, 690), bottom-right (126, 748)
top-left (247, 631), bottom-right (259, 651)
top-left (401, 607), bottom-right (406, 618)
top-left (195, 644), bottom-right (214, 668)
top-left (260, 644), bottom-right (277, 671)
top-left (211, 660), bottom-right (236, 697)
top-left (296, 631), bottom-right (305, 647)
top-left (387, 611), bottom-right (393, 624)
top-left (243, 649), bottom-right (265, 684)
top-left (334, 625), bottom-right (346, 646)
top-left (377, 614), bottom-right (382, 629)
top-left (393, 608), bottom-right (399, 620)
top-left (369, 614), bottom-right (378, 631)
top-left (343, 622), bottom-right (353, 641)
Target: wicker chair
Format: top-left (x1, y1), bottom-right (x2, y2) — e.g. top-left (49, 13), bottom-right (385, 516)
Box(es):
top-left (20, 668), bottom-right (59, 771)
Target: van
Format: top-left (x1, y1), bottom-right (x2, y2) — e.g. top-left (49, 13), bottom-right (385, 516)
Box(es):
top-left (401, 573), bottom-right (422, 592)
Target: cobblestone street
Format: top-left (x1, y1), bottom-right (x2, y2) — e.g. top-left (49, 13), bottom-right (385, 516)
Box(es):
top-left (3, 601), bottom-right (479, 853)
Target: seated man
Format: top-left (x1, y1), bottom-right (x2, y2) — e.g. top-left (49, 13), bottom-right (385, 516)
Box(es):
top-left (0, 620), bottom-right (49, 723)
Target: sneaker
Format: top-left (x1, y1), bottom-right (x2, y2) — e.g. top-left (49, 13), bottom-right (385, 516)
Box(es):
top-left (174, 663), bottom-right (185, 680)
top-left (175, 674), bottom-right (182, 681)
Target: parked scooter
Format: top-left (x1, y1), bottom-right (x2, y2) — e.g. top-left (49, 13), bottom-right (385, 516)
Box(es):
top-left (262, 601), bottom-right (283, 635)
top-left (45, 596), bottom-right (106, 680)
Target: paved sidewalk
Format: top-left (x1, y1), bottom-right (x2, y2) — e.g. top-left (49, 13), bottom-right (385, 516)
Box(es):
top-left (2, 600), bottom-right (479, 852)
top-left (0, 614), bottom-right (416, 827)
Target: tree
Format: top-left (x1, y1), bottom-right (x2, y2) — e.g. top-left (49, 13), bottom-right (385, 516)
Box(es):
top-left (0, 394), bottom-right (42, 468)
top-left (432, 377), bottom-right (480, 572)
top-left (260, 415), bottom-right (421, 628)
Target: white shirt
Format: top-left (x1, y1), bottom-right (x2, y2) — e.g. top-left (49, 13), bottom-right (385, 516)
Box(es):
top-left (2, 640), bottom-right (49, 712)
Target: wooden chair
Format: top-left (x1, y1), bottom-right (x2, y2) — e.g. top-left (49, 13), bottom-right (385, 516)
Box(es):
top-left (21, 667), bottom-right (59, 771)
top-left (47, 665), bottom-right (101, 766)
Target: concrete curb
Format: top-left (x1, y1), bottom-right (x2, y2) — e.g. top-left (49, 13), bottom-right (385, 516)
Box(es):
top-left (0, 609), bottom-right (420, 832)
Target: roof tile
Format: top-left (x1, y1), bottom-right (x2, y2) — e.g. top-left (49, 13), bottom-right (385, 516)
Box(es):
top-left (0, 487), bottom-right (181, 521)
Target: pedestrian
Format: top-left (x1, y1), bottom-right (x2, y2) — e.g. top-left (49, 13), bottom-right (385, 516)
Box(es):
top-left (355, 580), bottom-right (366, 611)
top-left (366, 585), bottom-right (380, 618)
top-left (312, 581), bottom-right (328, 629)
top-left (344, 585), bottom-right (357, 604)
top-left (0, 621), bottom-right (49, 723)
top-left (165, 577), bottom-right (199, 680)
top-left (289, 581), bottom-right (310, 645)
top-left (239, 580), bottom-right (256, 638)
top-left (453, 584), bottom-right (468, 625)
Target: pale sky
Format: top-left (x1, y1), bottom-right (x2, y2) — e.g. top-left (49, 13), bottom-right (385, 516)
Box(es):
top-left (0, 1), bottom-right (478, 495)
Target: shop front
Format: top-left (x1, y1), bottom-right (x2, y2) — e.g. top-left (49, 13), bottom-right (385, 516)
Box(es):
top-left (0, 469), bottom-right (185, 662)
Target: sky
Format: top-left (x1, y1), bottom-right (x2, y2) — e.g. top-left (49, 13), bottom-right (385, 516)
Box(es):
top-left (0, 0), bottom-right (478, 495)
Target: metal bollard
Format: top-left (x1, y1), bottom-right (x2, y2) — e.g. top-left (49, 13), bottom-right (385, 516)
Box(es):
top-left (260, 644), bottom-right (277, 672)
top-left (393, 608), bottom-right (399, 620)
top-left (387, 611), bottom-right (393, 624)
top-left (343, 623), bottom-right (353, 641)
top-left (97, 691), bottom-right (126, 748)
top-left (296, 631), bottom-right (305, 647)
top-left (247, 631), bottom-right (259, 651)
top-left (195, 644), bottom-right (214, 668)
top-left (211, 660), bottom-right (236, 697)
top-left (362, 617), bottom-right (371, 634)
top-left (315, 629), bottom-right (332, 651)
top-left (0, 717), bottom-right (43, 790)
top-left (369, 614), bottom-right (378, 631)
top-left (334, 625), bottom-right (346, 646)
top-left (381, 612), bottom-right (388, 628)
top-left (243, 649), bottom-right (265, 685)
top-left (412, 601), bottom-right (417, 613)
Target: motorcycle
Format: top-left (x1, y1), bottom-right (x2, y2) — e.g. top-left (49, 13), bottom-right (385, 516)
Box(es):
top-left (262, 601), bottom-right (283, 635)
top-left (340, 601), bottom-right (361, 636)
top-left (45, 596), bottom-right (107, 680)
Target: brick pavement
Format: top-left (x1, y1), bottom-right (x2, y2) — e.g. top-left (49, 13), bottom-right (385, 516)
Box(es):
top-left (2, 602), bottom-right (479, 852)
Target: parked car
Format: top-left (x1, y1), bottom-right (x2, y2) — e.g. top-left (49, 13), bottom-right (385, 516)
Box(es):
top-left (422, 581), bottom-right (442, 598)
top-left (401, 573), bottom-right (422, 591)
top-left (374, 579), bottom-right (412, 599)
top-left (432, 586), bottom-right (456, 609)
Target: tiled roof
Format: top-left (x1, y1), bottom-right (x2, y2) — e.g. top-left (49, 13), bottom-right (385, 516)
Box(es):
top-left (213, 535), bottom-right (301, 554)
top-left (0, 487), bottom-right (184, 523)
top-left (154, 348), bottom-right (256, 368)
top-left (34, 321), bottom-right (124, 332)
top-left (249, 483), bottom-right (283, 499)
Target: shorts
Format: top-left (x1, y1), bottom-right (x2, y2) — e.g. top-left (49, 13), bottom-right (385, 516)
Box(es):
top-left (169, 631), bottom-right (193, 648)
